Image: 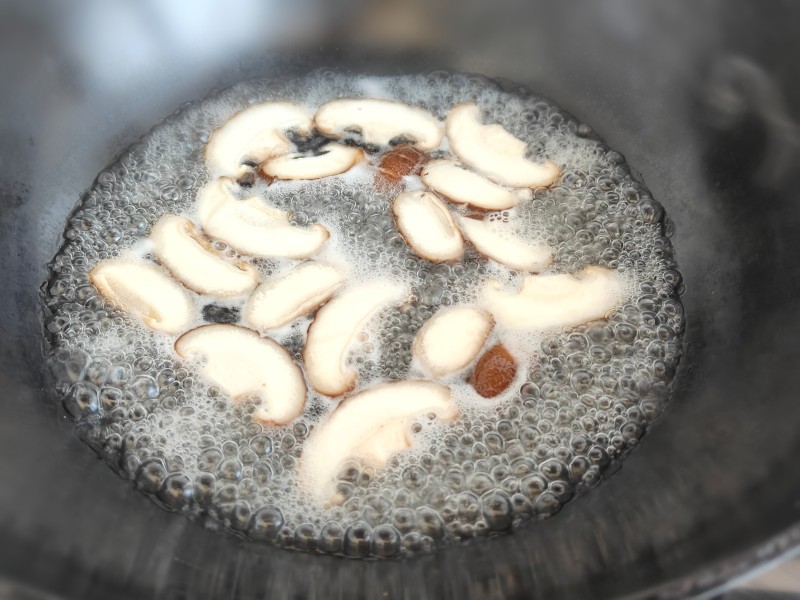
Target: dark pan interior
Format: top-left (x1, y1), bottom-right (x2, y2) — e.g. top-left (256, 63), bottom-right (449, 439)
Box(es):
top-left (1, 2), bottom-right (800, 598)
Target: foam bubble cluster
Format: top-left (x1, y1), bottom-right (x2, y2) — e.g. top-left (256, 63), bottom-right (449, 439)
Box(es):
top-left (41, 71), bottom-right (684, 558)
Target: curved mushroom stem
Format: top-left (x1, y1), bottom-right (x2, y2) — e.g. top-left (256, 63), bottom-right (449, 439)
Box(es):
top-left (446, 103), bottom-right (561, 188)
top-left (205, 102), bottom-right (312, 180)
top-left (299, 381), bottom-right (457, 502)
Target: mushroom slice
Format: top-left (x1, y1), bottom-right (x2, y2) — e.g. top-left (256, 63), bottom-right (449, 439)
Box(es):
top-left (174, 324), bottom-right (306, 425)
top-left (150, 214), bottom-right (258, 297)
top-left (352, 419), bottom-right (409, 466)
top-left (262, 144), bottom-right (363, 180)
top-left (470, 344), bottom-right (518, 398)
top-left (482, 266), bottom-right (625, 331)
top-left (205, 102), bottom-right (312, 179)
top-left (314, 99), bottom-right (442, 151)
top-left (375, 146), bottom-right (428, 191)
top-left (304, 281), bottom-right (405, 396)
top-left (446, 104), bottom-right (561, 188)
top-left (392, 191), bottom-right (464, 262)
top-left (244, 261), bottom-right (345, 331)
top-left (89, 260), bottom-right (193, 334)
top-left (196, 177), bottom-right (329, 259)
top-left (457, 215), bottom-right (552, 272)
top-left (420, 160), bottom-right (530, 210)
top-left (413, 306), bottom-right (494, 378)
top-left (300, 381), bottom-right (457, 500)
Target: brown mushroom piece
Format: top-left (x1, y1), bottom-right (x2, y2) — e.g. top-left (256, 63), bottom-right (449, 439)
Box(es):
top-left (375, 146), bottom-right (428, 191)
top-left (470, 344), bottom-right (518, 398)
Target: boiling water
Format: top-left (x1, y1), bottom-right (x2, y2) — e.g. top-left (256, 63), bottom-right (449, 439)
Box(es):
top-left (41, 71), bottom-right (684, 558)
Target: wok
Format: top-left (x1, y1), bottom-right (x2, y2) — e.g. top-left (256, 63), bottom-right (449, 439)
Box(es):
top-left (2, 1), bottom-right (800, 598)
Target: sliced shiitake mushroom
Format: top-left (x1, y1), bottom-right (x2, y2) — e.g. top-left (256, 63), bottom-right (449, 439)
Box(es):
top-left (174, 324), bottom-right (306, 426)
top-left (299, 381), bottom-right (457, 501)
top-left (420, 160), bottom-right (531, 210)
top-left (262, 144), bottom-right (363, 180)
top-left (482, 266), bottom-right (624, 330)
top-left (392, 190), bottom-right (464, 262)
top-left (314, 98), bottom-right (442, 151)
top-left (413, 306), bottom-right (494, 378)
top-left (352, 419), bottom-right (409, 466)
top-left (457, 215), bottom-right (552, 272)
top-left (205, 102), bottom-right (312, 180)
top-left (89, 259), bottom-right (194, 334)
top-left (446, 104), bottom-right (560, 188)
top-left (244, 261), bottom-right (345, 331)
top-left (150, 214), bottom-right (258, 297)
top-left (303, 282), bottom-right (405, 397)
top-left (196, 177), bottom-right (329, 259)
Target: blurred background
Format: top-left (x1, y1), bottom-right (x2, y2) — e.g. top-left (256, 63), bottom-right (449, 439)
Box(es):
top-left (2, 0), bottom-right (800, 598)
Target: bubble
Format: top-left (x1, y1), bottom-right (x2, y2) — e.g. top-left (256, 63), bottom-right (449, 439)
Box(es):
top-left (520, 474), bottom-right (548, 500)
top-left (293, 523), bottom-right (318, 552)
top-left (64, 382), bottom-right (100, 418)
top-left (402, 465), bottom-right (428, 490)
top-left (344, 521), bottom-right (373, 557)
top-left (106, 363), bottom-right (131, 387)
top-left (371, 524), bottom-right (402, 557)
top-left (534, 491), bottom-right (561, 517)
top-left (158, 473), bottom-right (194, 510)
top-left (319, 522), bottom-right (345, 554)
top-left (249, 434), bottom-right (273, 457)
top-left (194, 473), bottom-right (216, 506)
top-left (218, 458), bottom-right (243, 481)
top-left (249, 506), bottom-right (284, 541)
top-left (481, 491), bottom-right (513, 531)
top-left (136, 459), bottom-right (168, 493)
top-left (129, 374), bottom-right (159, 399)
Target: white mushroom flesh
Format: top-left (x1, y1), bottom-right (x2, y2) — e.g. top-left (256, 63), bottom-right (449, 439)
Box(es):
top-left (150, 214), bottom-right (258, 297)
top-left (244, 261), bottom-right (345, 331)
top-left (352, 419), bottom-right (410, 466)
top-left (457, 215), bottom-right (553, 272)
top-left (446, 103), bottom-right (561, 188)
top-left (89, 260), bottom-right (193, 334)
top-left (393, 190), bottom-right (464, 262)
top-left (314, 98), bottom-right (442, 150)
top-left (303, 281), bottom-right (405, 396)
top-left (420, 160), bottom-right (530, 210)
top-left (174, 324), bottom-right (306, 425)
top-left (300, 381), bottom-right (457, 500)
top-left (205, 102), bottom-right (311, 179)
top-left (413, 306), bottom-right (494, 378)
top-left (482, 266), bottom-right (625, 330)
top-left (196, 177), bottom-right (329, 259)
top-left (262, 144), bottom-right (363, 180)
